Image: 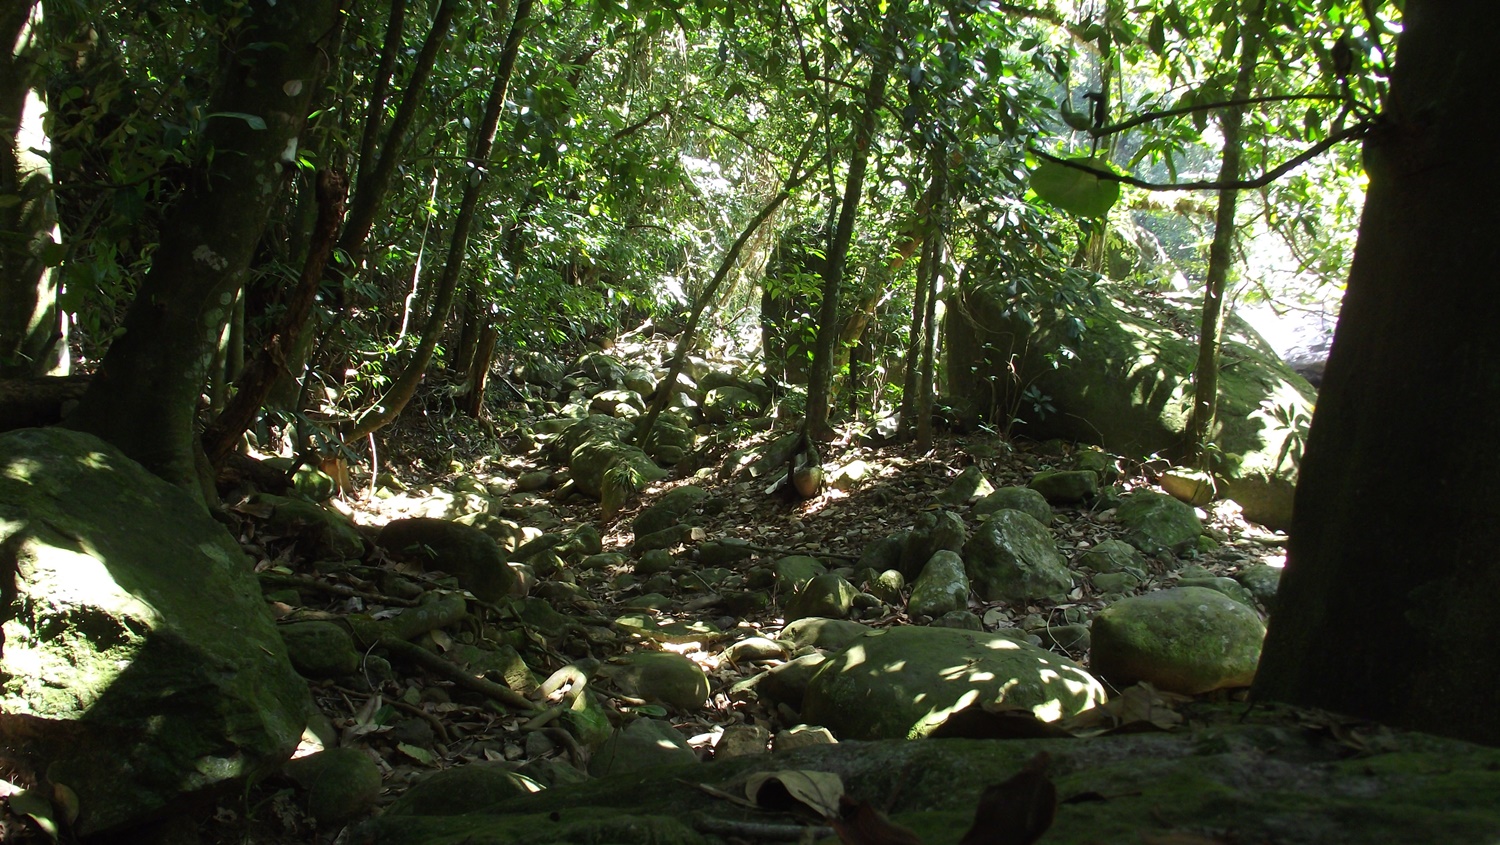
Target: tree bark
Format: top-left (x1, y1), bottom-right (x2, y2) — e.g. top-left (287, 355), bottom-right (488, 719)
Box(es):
top-left (0, 1), bottom-right (67, 378)
top-left (914, 148), bottom-right (947, 451)
top-left (1253, 0), bottom-right (1500, 746)
top-left (64, 0), bottom-right (340, 496)
top-left (201, 170), bottom-right (349, 468)
top-left (803, 0), bottom-right (908, 442)
top-left (1185, 0), bottom-right (1264, 466)
top-left (348, 0), bottom-right (529, 442)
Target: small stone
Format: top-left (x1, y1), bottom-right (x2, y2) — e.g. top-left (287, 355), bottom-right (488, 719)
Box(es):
top-left (773, 725), bottom-right (837, 752)
top-left (1160, 469), bottom-right (1217, 506)
top-left (930, 610), bottom-right (984, 631)
top-left (1028, 469), bottom-right (1099, 504)
top-left (716, 725), bottom-right (772, 760)
top-left (938, 465), bottom-right (996, 506)
top-left (597, 651), bottom-right (709, 711)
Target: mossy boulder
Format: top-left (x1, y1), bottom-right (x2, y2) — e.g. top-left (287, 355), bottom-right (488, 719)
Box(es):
top-left (1090, 586), bottom-right (1266, 694)
top-left (784, 573), bottom-right (859, 621)
top-left (962, 509), bottom-right (1072, 602)
top-left (597, 652), bottom-right (709, 711)
top-left (633, 485), bottom-right (709, 538)
top-left (801, 625), bottom-right (1105, 740)
top-left (0, 428), bottom-right (310, 837)
top-left (898, 510), bottom-right (967, 577)
top-left (1116, 490), bottom-right (1202, 555)
top-left (285, 747), bottom-right (383, 825)
top-left (1029, 469), bottom-right (1099, 504)
top-left (947, 279), bottom-right (1313, 530)
top-left (907, 551), bottom-right (970, 617)
top-left (378, 518), bottom-right (516, 602)
top-left (973, 486), bottom-right (1053, 523)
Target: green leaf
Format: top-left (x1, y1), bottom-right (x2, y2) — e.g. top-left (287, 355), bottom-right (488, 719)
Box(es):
top-left (1148, 16), bottom-right (1166, 54)
top-left (206, 111), bottom-right (266, 130)
top-left (1030, 157), bottom-right (1120, 218)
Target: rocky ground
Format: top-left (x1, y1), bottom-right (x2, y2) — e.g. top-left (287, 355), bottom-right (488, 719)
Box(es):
top-left (185, 405), bottom-right (1295, 845)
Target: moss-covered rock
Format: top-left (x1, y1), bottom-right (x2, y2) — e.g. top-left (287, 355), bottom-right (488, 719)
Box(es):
top-left (1090, 587), bottom-right (1265, 694)
top-left (963, 509), bottom-right (1072, 602)
top-left (973, 486), bottom-right (1053, 523)
top-left (907, 550), bottom-right (970, 617)
top-left (285, 747), bottom-right (383, 825)
top-left (802, 625), bottom-right (1105, 739)
top-left (598, 652), bottom-right (709, 711)
top-left (633, 485), bottom-right (709, 537)
top-left (1029, 469), bottom-right (1099, 504)
top-left (0, 428), bottom-right (310, 837)
top-left (378, 517), bottom-right (515, 602)
top-left (784, 573), bottom-right (858, 621)
top-left (1117, 490), bottom-right (1202, 555)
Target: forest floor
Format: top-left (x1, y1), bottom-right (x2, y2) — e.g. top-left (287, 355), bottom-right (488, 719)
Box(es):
top-left (37, 402), bottom-right (1290, 845)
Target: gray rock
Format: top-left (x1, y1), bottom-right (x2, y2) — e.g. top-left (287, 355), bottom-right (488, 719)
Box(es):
top-left (778, 617), bottom-right (873, 652)
top-left (1178, 576), bottom-right (1258, 609)
top-left (590, 718), bottom-right (698, 776)
top-left (1117, 490), bottom-right (1202, 555)
top-left (696, 538), bottom-right (754, 567)
top-left (1090, 586), bottom-right (1266, 694)
top-left (1234, 563), bottom-right (1282, 612)
top-left (379, 517), bottom-right (515, 602)
top-left (973, 486), bottom-right (1052, 523)
top-left (1039, 624), bottom-right (1091, 654)
top-left (0, 428), bottom-right (309, 837)
top-left (597, 652), bottom-right (709, 711)
top-left (515, 470), bottom-right (553, 492)
top-left (802, 626), bottom-right (1105, 740)
top-left (773, 725), bottom-right (837, 751)
top-left (633, 485), bottom-right (710, 538)
top-left (864, 568), bottom-right (905, 604)
top-left (773, 555), bottom-right (828, 592)
top-left (899, 510), bottom-right (967, 578)
top-left (962, 509), bottom-right (1073, 602)
top-left (1078, 539), bottom-right (1148, 576)
top-left (1028, 469), bottom-right (1099, 504)
top-left (280, 621), bottom-right (360, 678)
top-left (938, 465), bottom-right (995, 506)
top-left (907, 551), bottom-right (970, 617)
top-left (785, 573), bottom-right (858, 621)
top-left (285, 747), bottom-right (383, 825)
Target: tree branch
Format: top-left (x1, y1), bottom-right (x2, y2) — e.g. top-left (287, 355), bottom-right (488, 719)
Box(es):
top-left (1091, 92), bottom-right (1358, 137)
top-left (1029, 120), bottom-right (1372, 192)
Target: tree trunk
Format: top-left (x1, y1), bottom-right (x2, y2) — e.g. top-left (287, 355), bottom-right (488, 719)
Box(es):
top-left (348, 0), bottom-right (530, 443)
top-left (64, 0), bottom-right (340, 496)
top-left (803, 0), bottom-right (908, 442)
top-left (460, 322), bottom-right (498, 418)
top-left (1253, 0), bottom-right (1500, 746)
top-left (914, 147), bottom-right (947, 451)
top-left (631, 141), bottom-right (820, 447)
top-left (896, 215), bottom-right (934, 440)
top-left (201, 170), bottom-right (349, 468)
top-left (0, 1), bottom-right (67, 378)
top-left (1185, 0), bottom-right (1264, 466)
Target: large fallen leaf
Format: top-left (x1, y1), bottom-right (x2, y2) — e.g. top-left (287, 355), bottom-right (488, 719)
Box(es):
top-left (832, 795), bottom-right (925, 845)
top-left (1031, 156), bottom-right (1120, 218)
top-left (745, 770), bottom-right (845, 817)
top-left (958, 752), bottom-right (1056, 845)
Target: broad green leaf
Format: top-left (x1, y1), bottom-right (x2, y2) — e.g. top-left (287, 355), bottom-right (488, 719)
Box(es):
top-left (206, 111), bottom-right (266, 130)
top-left (1030, 157), bottom-right (1120, 218)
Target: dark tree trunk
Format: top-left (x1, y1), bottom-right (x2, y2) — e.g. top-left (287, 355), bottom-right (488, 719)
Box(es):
top-left (201, 170), bottom-right (349, 468)
top-left (348, 0), bottom-right (530, 442)
top-left (1253, 0), bottom-right (1500, 747)
top-left (803, 0), bottom-right (908, 442)
top-left (1185, 0), bottom-right (1263, 466)
top-left (0, 1), bottom-right (66, 378)
top-left (64, 0), bottom-right (340, 496)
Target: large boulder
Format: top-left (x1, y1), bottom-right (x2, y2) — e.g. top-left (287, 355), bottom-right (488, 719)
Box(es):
top-left (801, 626), bottom-right (1105, 740)
top-left (1090, 587), bottom-right (1265, 694)
top-left (0, 428), bottom-right (310, 837)
top-left (1116, 490), bottom-right (1202, 556)
top-left (962, 509), bottom-right (1073, 602)
top-left (378, 518), bottom-right (516, 601)
top-left (947, 279), bottom-right (1314, 530)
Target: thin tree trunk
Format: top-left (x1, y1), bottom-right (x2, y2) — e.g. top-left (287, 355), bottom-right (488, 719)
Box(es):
top-left (1254, 0), bottom-right (1500, 746)
top-left (461, 323), bottom-right (499, 418)
top-left (355, 0), bottom-right (408, 177)
top-left (201, 170), bottom-right (349, 467)
top-left (64, 0), bottom-right (340, 496)
top-left (914, 147), bottom-right (947, 451)
top-left (896, 218), bottom-right (935, 440)
top-left (632, 141), bottom-right (822, 447)
top-left (348, 0), bottom-right (530, 442)
top-left (803, 0), bottom-right (908, 442)
top-left (1185, 0), bottom-right (1264, 466)
top-left (339, 0), bottom-right (457, 261)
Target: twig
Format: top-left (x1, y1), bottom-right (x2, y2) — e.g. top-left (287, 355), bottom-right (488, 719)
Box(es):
top-left (260, 571), bottom-right (422, 607)
top-left (378, 636), bottom-right (540, 712)
top-left (330, 683), bottom-right (452, 745)
top-left (1028, 119), bottom-right (1372, 192)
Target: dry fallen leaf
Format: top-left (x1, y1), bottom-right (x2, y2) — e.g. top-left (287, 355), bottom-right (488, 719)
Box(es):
top-left (831, 794), bottom-right (925, 845)
top-left (744, 769), bottom-right (845, 818)
top-left (958, 752), bottom-right (1056, 845)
